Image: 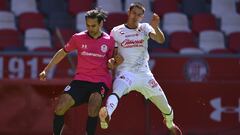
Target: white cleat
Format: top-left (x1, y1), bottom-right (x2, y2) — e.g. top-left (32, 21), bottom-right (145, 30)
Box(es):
top-left (99, 106), bottom-right (110, 129)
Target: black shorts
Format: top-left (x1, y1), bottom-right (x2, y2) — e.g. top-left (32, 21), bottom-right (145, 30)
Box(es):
top-left (63, 80), bottom-right (109, 105)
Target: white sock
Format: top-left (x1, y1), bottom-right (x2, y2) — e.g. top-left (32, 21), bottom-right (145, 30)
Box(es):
top-left (106, 94), bottom-right (119, 118)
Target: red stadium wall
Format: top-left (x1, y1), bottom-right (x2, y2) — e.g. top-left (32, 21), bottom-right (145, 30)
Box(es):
top-left (0, 55), bottom-right (240, 135)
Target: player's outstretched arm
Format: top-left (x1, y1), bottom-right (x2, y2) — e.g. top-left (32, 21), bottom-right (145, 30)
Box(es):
top-left (39, 48), bottom-right (67, 81)
top-left (149, 13), bottom-right (165, 44)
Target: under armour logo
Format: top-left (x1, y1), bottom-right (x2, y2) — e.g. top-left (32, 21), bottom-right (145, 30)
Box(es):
top-left (210, 97), bottom-right (240, 122)
top-left (81, 44), bottom-right (87, 49)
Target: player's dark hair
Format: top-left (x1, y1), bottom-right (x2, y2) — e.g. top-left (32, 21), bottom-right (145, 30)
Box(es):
top-left (129, 2), bottom-right (145, 13)
top-left (85, 8), bottom-right (108, 24)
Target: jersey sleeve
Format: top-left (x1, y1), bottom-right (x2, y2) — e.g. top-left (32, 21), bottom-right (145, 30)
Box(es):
top-left (110, 29), bottom-right (118, 48)
top-left (142, 23), bottom-right (154, 37)
top-left (64, 34), bottom-right (77, 52)
top-left (106, 36), bottom-right (115, 59)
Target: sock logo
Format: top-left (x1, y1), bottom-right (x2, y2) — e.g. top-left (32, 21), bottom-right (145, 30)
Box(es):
top-left (110, 103), bottom-right (115, 108)
top-left (210, 97), bottom-right (240, 122)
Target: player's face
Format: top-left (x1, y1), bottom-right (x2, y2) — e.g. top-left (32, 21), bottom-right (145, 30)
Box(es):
top-left (86, 18), bottom-right (102, 37)
top-left (128, 7), bottom-right (144, 24)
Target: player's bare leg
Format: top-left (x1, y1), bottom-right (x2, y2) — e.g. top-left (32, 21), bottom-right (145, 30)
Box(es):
top-left (54, 94), bottom-right (75, 135)
top-left (149, 95), bottom-right (182, 135)
top-left (87, 92), bottom-right (102, 135)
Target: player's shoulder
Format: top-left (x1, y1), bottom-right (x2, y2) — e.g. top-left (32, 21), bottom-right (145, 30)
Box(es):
top-left (73, 31), bottom-right (88, 38)
top-left (102, 32), bottom-right (113, 40)
top-left (112, 24), bottom-right (125, 32)
top-left (139, 23), bottom-right (151, 28)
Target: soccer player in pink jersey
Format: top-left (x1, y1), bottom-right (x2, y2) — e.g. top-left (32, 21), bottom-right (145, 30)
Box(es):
top-left (39, 9), bottom-right (117, 135)
top-left (99, 2), bottom-right (182, 135)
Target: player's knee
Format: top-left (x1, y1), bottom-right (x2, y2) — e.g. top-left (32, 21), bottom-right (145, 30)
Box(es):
top-left (55, 105), bottom-right (67, 115)
top-left (113, 79), bottom-right (129, 98)
top-left (55, 96), bottom-right (74, 115)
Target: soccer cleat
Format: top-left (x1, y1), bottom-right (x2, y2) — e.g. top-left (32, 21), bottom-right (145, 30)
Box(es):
top-left (99, 106), bottom-right (110, 129)
top-left (163, 119), bottom-right (182, 135)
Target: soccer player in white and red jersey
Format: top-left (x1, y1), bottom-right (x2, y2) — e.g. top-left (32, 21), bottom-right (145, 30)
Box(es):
top-left (39, 9), bottom-right (117, 135)
top-left (99, 2), bottom-right (182, 135)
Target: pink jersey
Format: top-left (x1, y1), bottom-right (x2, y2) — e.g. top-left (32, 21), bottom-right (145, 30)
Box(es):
top-left (64, 31), bottom-right (115, 88)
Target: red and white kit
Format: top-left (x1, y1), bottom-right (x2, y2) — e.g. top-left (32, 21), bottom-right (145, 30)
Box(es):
top-left (111, 23), bottom-right (164, 99)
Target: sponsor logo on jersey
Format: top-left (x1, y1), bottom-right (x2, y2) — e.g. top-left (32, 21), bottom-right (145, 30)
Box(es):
top-left (125, 33), bottom-right (139, 37)
top-left (101, 44), bottom-right (108, 53)
top-left (81, 51), bottom-right (105, 58)
top-left (121, 39), bottom-right (144, 48)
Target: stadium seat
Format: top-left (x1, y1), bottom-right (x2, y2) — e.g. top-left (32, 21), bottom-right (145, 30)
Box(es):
top-left (163, 12), bottom-right (191, 35)
top-left (208, 49), bottom-right (232, 54)
top-left (169, 32), bottom-right (198, 52)
top-left (76, 12), bottom-right (86, 32)
top-left (228, 32), bottom-right (240, 53)
top-left (18, 12), bottom-right (45, 32)
top-left (96, 0), bottom-right (123, 13)
top-left (179, 48), bottom-right (204, 54)
top-left (0, 0), bottom-right (9, 11)
top-left (11, 0), bottom-right (38, 16)
top-left (0, 11), bottom-right (16, 30)
top-left (199, 30), bottom-right (227, 53)
top-left (68, 0), bottom-right (95, 15)
top-left (182, 0), bottom-right (208, 17)
top-left (211, 0), bottom-right (237, 18)
top-left (237, 1), bottom-right (240, 13)
top-left (192, 13), bottom-right (218, 35)
top-left (0, 29), bottom-right (22, 50)
top-left (142, 10), bottom-right (154, 23)
top-left (151, 48), bottom-right (177, 54)
top-left (153, 0), bottom-right (179, 17)
top-left (38, 0), bottom-right (66, 15)
top-left (48, 12), bottom-right (75, 30)
top-left (221, 14), bottom-right (240, 35)
top-left (24, 28), bottom-right (52, 51)
top-left (53, 28), bottom-right (76, 50)
top-left (104, 12), bottom-right (128, 33)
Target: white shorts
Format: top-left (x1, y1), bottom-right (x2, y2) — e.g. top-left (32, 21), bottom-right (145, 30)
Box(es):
top-left (112, 71), bottom-right (164, 99)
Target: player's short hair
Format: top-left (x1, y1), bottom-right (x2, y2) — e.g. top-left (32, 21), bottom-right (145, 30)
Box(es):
top-left (129, 2), bottom-right (145, 13)
top-left (85, 8), bottom-right (108, 23)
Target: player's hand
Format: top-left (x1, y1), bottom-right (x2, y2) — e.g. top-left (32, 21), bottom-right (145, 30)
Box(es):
top-left (107, 58), bottom-right (115, 70)
top-left (39, 70), bottom-right (47, 81)
top-left (114, 54), bottom-right (124, 65)
top-left (150, 13), bottom-right (160, 28)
